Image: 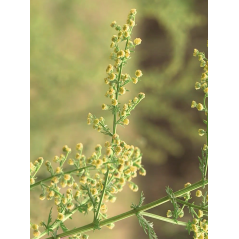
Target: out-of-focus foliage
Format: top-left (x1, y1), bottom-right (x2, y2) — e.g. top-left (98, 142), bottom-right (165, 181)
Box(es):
top-left (31, 0), bottom-right (207, 238)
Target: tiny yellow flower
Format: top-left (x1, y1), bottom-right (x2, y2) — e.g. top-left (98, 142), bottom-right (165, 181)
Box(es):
top-left (204, 88), bottom-right (208, 94)
top-left (102, 104), bottom-right (109, 110)
top-left (76, 143), bottom-right (83, 151)
top-left (196, 190), bottom-right (202, 197)
top-left (68, 158), bottom-right (74, 165)
top-left (195, 82), bottom-right (201, 90)
top-left (166, 210), bottom-right (172, 217)
top-left (32, 224), bottom-right (39, 230)
top-left (184, 182), bottom-right (191, 188)
top-left (132, 77), bottom-right (138, 84)
top-left (197, 103), bottom-right (204, 111)
top-left (111, 35), bottom-right (118, 42)
top-left (33, 230), bottom-right (40, 237)
top-left (129, 20), bottom-right (135, 27)
top-left (198, 210), bottom-right (204, 218)
top-left (130, 9), bottom-right (137, 15)
top-left (191, 101), bottom-right (197, 108)
top-left (110, 42), bottom-right (115, 48)
top-left (123, 24), bottom-right (129, 31)
top-left (198, 129), bottom-right (205, 136)
top-left (138, 92), bottom-right (145, 99)
top-left (109, 73), bottom-right (116, 80)
top-left (112, 99), bottom-right (118, 106)
top-left (133, 97), bottom-right (138, 103)
top-left (123, 118), bottom-right (129, 125)
top-left (64, 174), bottom-right (71, 181)
top-left (57, 213), bottom-right (64, 221)
top-left (110, 21), bottom-right (117, 28)
top-left (119, 87), bottom-right (126, 95)
top-left (139, 168), bottom-right (146, 176)
top-left (117, 50), bottom-right (125, 58)
top-left (106, 223), bottom-right (115, 229)
top-left (135, 70), bottom-right (143, 77)
top-left (193, 49), bottom-right (199, 57)
top-left (106, 64), bottom-right (113, 73)
top-left (134, 38), bottom-right (142, 45)
top-left (30, 178), bottom-right (35, 185)
top-left (123, 31), bottom-right (130, 38)
top-left (106, 147), bottom-right (113, 156)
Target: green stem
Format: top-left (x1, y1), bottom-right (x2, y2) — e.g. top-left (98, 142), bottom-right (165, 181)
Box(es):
top-left (94, 169), bottom-right (109, 222)
top-left (176, 199), bottom-right (208, 212)
top-left (30, 166), bottom-right (95, 190)
top-left (141, 212), bottom-right (187, 226)
top-left (45, 180), bottom-right (207, 239)
top-left (32, 161), bottom-right (43, 178)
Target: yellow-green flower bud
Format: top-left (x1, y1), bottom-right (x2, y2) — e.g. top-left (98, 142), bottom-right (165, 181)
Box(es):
top-left (129, 9), bottom-right (137, 15)
top-left (193, 49), bottom-right (199, 57)
top-left (138, 92), bottom-right (145, 99)
top-left (102, 104), bottom-right (109, 110)
top-left (133, 97), bottom-right (138, 103)
top-left (119, 87), bottom-right (126, 95)
top-left (127, 40), bottom-right (134, 48)
top-left (195, 82), bottom-right (201, 90)
top-left (198, 210), bottom-right (203, 218)
top-left (139, 168), bottom-right (146, 176)
top-left (135, 70), bottom-right (143, 77)
top-left (110, 21), bottom-right (117, 28)
top-left (111, 35), bottom-right (118, 42)
top-left (196, 190), bottom-right (202, 197)
top-left (200, 60), bottom-right (206, 67)
top-left (129, 20), bottom-right (135, 27)
top-left (117, 50), bottom-right (125, 58)
top-left (166, 210), bottom-right (172, 217)
top-left (134, 38), bottom-right (142, 45)
top-left (32, 224), bottom-right (39, 230)
top-left (76, 143), bottom-right (83, 151)
top-left (197, 103), bottom-right (204, 111)
top-left (204, 88), bottom-right (208, 94)
top-left (109, 73), bottom-right (116, 80)
top-left (191, 101), bottom-right (197, 108)
top-left (110, 42), bottom-right (115, 48)
top-left (198, 129), bottom-right (205, 136)
top-left (184, 182), bottom-right (191, 188)
top-left (30, 178), bottom-right (35, 185)
top-left (112, 99), bottom-right (118, 106)
top-left (33, 230), bottom-right (40, 237)
top-left (203, 144), bottom-right (208, 151)
top-left (68, 158), bottom-right (74, 165)
top-left (123, 118), bottom-right (129, 125)
top-left (132, 77), bottom-right (138, 84)
top-left (106, 223), bottom-right (115, 229)
top-left (57, 213), bottom-right (64, 221)
top-left (123, 24), bottom-right (129, 31)
top-left (106, 64), bottom-right (113, 73)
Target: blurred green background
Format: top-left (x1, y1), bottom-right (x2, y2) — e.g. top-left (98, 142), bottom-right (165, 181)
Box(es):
top-left (30, 0), bottom-right (208, 238)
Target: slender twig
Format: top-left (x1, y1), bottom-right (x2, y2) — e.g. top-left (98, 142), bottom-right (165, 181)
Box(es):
top-left (141, 212), bottom-right (187, 226)
top-left (176, 199), bottom-right (208, 212)
top-left (30, 166), bottom-right (95, 190)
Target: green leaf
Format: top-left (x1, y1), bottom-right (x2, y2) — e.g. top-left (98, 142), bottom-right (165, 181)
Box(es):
top-left (47, 207), bottom-right (53, 227)
top-left (137, 214), bottom-right (158, 239)
top-left (60, 222), bottom-right (68, 232)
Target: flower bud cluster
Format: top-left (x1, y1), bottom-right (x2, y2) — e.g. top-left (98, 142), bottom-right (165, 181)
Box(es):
top-left (190, 218), bottom-right (208, 239)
